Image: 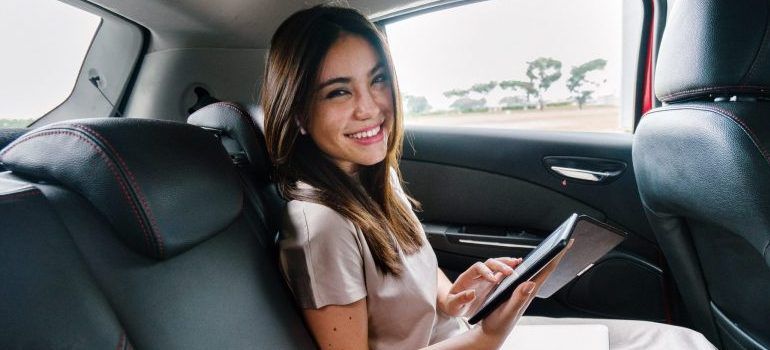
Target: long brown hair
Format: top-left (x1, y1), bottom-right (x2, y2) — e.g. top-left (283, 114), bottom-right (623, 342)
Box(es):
top-left (261, 5), bottom-right (422, 275)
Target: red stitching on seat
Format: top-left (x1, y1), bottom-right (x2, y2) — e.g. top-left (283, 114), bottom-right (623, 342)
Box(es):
top-left (0, 130), bottom-right (153, 251)
top-left (72, 124), bottom-right (165, 258)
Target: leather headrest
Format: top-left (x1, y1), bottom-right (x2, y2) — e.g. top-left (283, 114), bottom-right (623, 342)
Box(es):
top-left (0, 118), bottom-right (243, 260)
top-left (655, 0), bottom-right (770, 103)
top-left (187, 102), bottom-right (271, 181)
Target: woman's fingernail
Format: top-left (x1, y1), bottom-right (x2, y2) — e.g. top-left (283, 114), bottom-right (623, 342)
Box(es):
top-left (524, 282), bottom-right (536, 295)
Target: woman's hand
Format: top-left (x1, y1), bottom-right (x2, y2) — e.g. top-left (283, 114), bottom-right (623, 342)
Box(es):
top-left (476, 239), bottom-right (574, 348)
top-left (437, 257), bottom-right (522, 317)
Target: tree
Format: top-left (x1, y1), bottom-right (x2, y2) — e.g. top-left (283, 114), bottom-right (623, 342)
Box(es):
top-left (470, 81), bottom-right (498, 95)
top-left (404, 95), bottom-right (431, 115)
top-left (525, 57), bottom-right (562, 110)
top-left (499, 80), bottom-right (537, 110)
top-left (450, 97), bottom-right (487, 113)
top-left (443, 89), bottom-right (469, 99)
top-left (498, 96), bottom-right (526, 108)
top-left (566, 58), bottom-right (607, 109)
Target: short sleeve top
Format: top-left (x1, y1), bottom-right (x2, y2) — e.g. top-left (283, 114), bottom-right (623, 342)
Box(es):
top-left (278, 179), bottom-right (466, 350)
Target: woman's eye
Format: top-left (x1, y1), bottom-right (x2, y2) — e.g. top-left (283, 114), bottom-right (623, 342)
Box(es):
top-left (372, 73), bottom-right (389, 85)
top-left (325, 89), bottom-right (349, 99)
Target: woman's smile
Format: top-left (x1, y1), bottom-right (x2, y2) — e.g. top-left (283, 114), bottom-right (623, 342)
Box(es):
top-left (344, 122), bottom-right (385, 144)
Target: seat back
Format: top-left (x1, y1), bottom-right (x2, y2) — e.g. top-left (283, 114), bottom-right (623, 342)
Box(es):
top-left (0, 175), bottom-right (128, 348)
top-left (0, 118), bottom-right (314, 349)
top-left (634, 1), bottom-right (770, 349)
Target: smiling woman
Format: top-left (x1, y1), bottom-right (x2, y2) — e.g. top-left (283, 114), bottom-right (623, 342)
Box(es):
top-left (261, 5), bottom-right (565, 350)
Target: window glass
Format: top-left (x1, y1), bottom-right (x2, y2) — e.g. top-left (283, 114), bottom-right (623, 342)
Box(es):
top-left (385, 0), bottom-right (641, 133)
top-left (0, 0), bottom-right (100, 128)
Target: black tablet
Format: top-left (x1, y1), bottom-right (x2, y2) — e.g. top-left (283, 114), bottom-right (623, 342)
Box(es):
top-left (467, 214), bottom-right (626, 324)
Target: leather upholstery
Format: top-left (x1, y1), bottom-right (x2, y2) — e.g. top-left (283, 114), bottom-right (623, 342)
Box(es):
top-left (635, 1), bottom-right (770, 348)
top-left (655, 0), bottom-right (770, 103)
top-left (0, 173), bottom-right (130, 349)
top-left (0, 118), bottom-right (243, 259)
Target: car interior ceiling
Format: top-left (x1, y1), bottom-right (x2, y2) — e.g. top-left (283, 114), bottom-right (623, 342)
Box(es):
top-left (3, 0), bottom-right (770, 349)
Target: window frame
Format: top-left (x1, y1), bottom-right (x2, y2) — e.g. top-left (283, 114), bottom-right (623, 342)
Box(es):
top-left (374, 0), bottom-right (665, 133)
top-left (28, 0), bottom-right (148, 128)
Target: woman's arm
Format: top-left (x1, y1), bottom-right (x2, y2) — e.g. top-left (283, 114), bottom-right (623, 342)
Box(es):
top-left (303, 299), bottom-right (369, 350)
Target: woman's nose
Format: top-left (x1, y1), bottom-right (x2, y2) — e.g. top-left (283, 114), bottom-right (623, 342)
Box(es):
top-left (353, 89), bottom-right (381, 120)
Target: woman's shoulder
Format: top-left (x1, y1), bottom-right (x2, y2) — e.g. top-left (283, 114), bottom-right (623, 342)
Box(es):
top-left (282, 198), bottom-right (359, 244)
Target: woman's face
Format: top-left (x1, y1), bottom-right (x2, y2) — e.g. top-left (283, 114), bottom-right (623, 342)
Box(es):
top-left (306, 33), bottom-right (394, 175)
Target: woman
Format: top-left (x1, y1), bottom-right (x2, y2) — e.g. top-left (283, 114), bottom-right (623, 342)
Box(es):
top-left (260, 5), bottom-right (715, 350)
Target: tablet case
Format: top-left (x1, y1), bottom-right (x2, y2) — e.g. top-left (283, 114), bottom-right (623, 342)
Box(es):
top-left (536, 216), bottom-right (626, 298)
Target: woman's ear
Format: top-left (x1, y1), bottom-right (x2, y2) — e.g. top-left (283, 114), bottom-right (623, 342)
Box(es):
top-left (295, 117), bottom-right (307, 135)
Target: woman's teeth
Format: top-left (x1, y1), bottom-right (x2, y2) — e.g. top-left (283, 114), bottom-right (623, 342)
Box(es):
top-left (347, 125), bottom-right (380, 139)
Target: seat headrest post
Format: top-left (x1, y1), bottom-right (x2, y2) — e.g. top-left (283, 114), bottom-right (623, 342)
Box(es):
top-left (187, 102), bottom-right (272, 182)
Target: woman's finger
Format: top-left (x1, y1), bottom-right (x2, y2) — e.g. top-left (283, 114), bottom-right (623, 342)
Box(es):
top-left (444, 290), bottom-right (476, 315)
top-left (484, 258), bottom-right (515, 276)
top-left (497, 257), bottom-right (523, 268)
top-left (471, 261), bottom-right (497, 282)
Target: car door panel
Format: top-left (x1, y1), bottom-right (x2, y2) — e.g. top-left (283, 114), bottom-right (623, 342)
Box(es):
top-left (400, 126), bottom-right (667, 322)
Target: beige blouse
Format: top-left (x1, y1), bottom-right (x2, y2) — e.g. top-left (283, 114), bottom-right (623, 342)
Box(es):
top-left (278, 181), bottom-right (466, 350)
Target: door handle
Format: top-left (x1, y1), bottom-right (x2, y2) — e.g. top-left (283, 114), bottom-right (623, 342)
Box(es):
top-left (549, 166), bottom-right (623, 182)
top-left (543, 156), bottom-right (627, 184)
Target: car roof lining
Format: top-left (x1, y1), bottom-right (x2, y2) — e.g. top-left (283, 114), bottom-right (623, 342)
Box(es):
top-left (81, 0), bottom-right (448, 52)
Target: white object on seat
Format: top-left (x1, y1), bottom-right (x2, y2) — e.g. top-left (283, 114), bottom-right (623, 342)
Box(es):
top-left (502, 324), bottom-right (609, 350)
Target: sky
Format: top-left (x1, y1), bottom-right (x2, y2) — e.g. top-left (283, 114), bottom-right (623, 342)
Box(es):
top-left (0, 0), bottom-right (100, 120)
top-left (385, 0), bottom-right (624, 110)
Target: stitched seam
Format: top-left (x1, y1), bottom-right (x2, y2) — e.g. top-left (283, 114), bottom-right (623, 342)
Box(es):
top-left (661, 85), bottom-right (770, 100)
top-left (0, 130), bottom-right (153, 250)
top-left (645, 106), bottom-right (770, 167)
top-left (72, 124), bottom-right (165, 258)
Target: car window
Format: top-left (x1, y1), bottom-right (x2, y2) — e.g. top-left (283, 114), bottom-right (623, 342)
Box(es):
top-left (0, 0), bottom-right (100, 128)
top-left (383, 0), bottom-right (643, 133)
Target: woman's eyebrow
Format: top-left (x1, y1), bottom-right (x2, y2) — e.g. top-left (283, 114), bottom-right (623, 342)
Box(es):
top-left (317, 77), bottom-right (350, 90)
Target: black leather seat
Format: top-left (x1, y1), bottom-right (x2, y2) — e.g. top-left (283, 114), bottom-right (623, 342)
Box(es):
top-left (634, 1), bottom-right (770, 349)
top-left (0, 118), bottom-right (314, 348)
